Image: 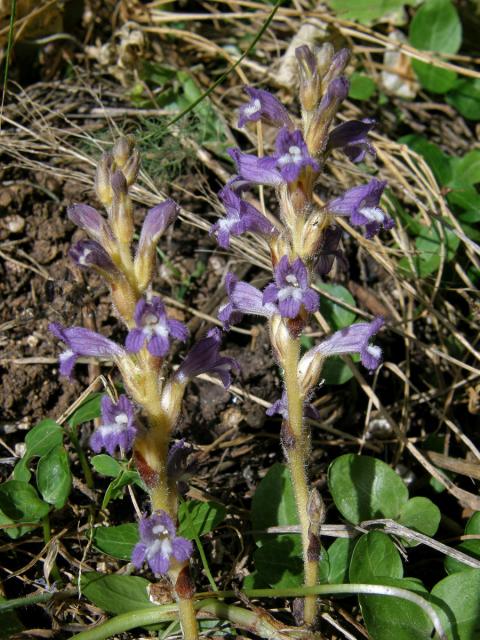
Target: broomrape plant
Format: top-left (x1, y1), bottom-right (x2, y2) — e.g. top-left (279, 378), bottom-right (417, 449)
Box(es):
top-left (212, 43), bottom-right (392, 625)
top-left (50, 137), bottom-right (239, 640)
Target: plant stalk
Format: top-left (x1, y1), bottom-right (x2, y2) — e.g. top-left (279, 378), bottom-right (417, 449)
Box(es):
top-left (282, 334), bottom-right (318, 625)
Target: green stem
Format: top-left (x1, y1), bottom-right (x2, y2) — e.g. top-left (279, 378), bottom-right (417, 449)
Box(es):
top-left (282, 335), bottom-right (318, 624)
top-left (69, 585), bottom-right (446, 640)
top-left (0, 588), bottom-right (77, 612)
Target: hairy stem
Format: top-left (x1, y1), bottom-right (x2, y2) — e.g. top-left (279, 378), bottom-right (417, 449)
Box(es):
top-left (282, 335), bottom-right (318, 625)
top-left (177, 597), bottom-right (199, 640)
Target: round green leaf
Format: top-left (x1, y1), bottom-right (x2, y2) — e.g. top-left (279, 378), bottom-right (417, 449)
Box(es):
top-left (349, 73), bottom-right (376, 101)
top-left (91, 454), bottom-right (122, 477)
top-left (431, 569), bottom-right (480, 639)
top-left (447, 79), bottom-right (480, 120)
top-left (81, 572), bottom-right (153, 615)
top-left (327, 537), bottom-right (356, 584)
top-left (36, 446), bottom-right (72, 509)
top-left (409, 0), bottom-right (462, 54)
top-left (466, 512), bottom-right (480, 535)
top-left (14, 419), bottom-right (63, 482)
top-left (411, 60), bottom-right (457, 94)
top-left (399, 134), bottom-right (452, 186)
top-left (350, 531), bottom-right (403, 583)
top-left (251, 463), bottom-right (298, 535)
top-left (326, 0), bottom-right (417, 24)
top-left (317, 283), bottom-right (357, 330)
top-left (322, 356), bottom-right (355, 385)
top-left (328, 454), bottom-right (409, 524)
top-left (254, 535), bottom-right (303, 588)
top-left (177, 500), bottom-right (226, 539)
top-left (444, 541), bottom-right (480, 575)
top-left (93, 523), bottom-right (139, 560)
top-left (398, 497), bottom-right (441, 546)
top-left (359, 577), bottom-right (433, 640)
top-left (0, 481), bottom-right (50, 539)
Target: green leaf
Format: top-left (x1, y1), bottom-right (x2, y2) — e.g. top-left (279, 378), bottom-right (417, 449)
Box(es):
top-left (81, 572), bottom-right (154, 615)
top-left (91, 454), bottom-right (122, 477)
top-left (0, 598), bottom-right (23, 639)
top-left (409, 0), bottom-right (462, 54)
top-left (322, 356), bottom-right (356, 385)
top-left (326, 0), bottom-right (416, 24)
top-left (398, 497), bottom-right (441, 546)
top-left (399, 134), bottom-right (452, 186)
top-left (350, 531), bottom-right (404, 582)
top-left (317, 283), bottom-right (357, 330)
top-left (14, 419), bottom-right (63, 482)
top-left (444, 541), bottom-right (480, 575)
top-left (177, 500), bottom-right (226, 539)
top-left (328, 454), bottom-right (409, 524)
top-left (466, 512), bottom-right (480, 534)
top-left (411, 60), bottom-right (457, 94)
top-left (409, 0), bottom-right (461, 94)
top-left (93, 523), bottom-right (139, 560)
top-left (359, 577), bottom-right (433, 640)
top-left (0, 481), bottom-right (50, 538)
top-left (102, 470), bottom-right (143, 509)
top-left (36, 446), bottom-right (72, 509)
top-left (253, 535), bottom-right (304, 588)
top-left (447, 79), bottom-right (480, 120)
top-left (251, 463), bottom-right (298, 538)
top-left (431, 569), bottom-right (480, 639)
top-left (326, 537), bottom-right (356, 584)
top-left (449, 151), bottom-right (480, 188)
top-left (68, 393), bottom-right (103, 427)
top-left (348, 73), bottom-right (376, 101)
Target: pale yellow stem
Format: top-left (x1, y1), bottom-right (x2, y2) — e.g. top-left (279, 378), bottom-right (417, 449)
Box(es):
top-left (283, 335), bottom-right (318, 626)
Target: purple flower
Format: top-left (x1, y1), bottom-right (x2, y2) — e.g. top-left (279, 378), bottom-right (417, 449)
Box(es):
top-left (67, 203), bottom-right (111, 244)
top-left (267, 391), bottom-right (320, 420)
top-left (137, 200), bottom-right (179, 254)
top-left (125, 297), bottom-right (188, 357)
top-left (176, 328), bottom-right (239, 388)
top-left (131, 511), bottom-right (193, 576)
top-left (211, 187), bottom-right (275, 248)
top-left (90, 394), bottom-right (138, 455)
top-left (327, 119), bottom-right (376, 163)
top-left (300, 317), bottom-right (384, 375)
top-left (49, 323), bottom-right (124, 378)
top-left (275, 128), bottom-right (319, 183)
top-left (263, 256), bottom-right (319, 319)
top-left (69, 239), bottom-right (117, 274)
top-left (238, 87), bottom-right (293, 129)
top-left (328, 179), bottom-right (394, 239)
top-left (218, 273), bottom-right (277, 330)
top-left (228, 148), bottom-right (283, 187)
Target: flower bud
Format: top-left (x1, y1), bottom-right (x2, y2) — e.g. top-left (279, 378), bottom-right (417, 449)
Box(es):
top-left (123, 149), bottom-right (141, 186)
top-left (297, 347), bottom-right (325, 394)
top-left (305, 76), bottom-right (349, 155)
top-left (134, 200), bottom-right (179, 291)
top-left (109, 170), bottom-right (134, 244)
top-left (95, 153), bottom-right (114, 207)
top-left (269, 314), bottom-right (290, 362)
top-left (112, 136), bottom-right (135, 170)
